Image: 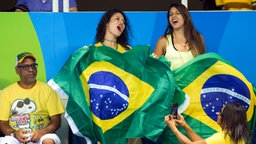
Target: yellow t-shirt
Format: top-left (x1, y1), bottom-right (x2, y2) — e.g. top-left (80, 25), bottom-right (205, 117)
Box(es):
top-left (0, 81), bottom-right (64, 131)
top-left (215, 0), bottom-right (256, 10)
top-left (94, 42), bottom-right (128, 53)
top-left (206, 131), bottom-right (244, 144)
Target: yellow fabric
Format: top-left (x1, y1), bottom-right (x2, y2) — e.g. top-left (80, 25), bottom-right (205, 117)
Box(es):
top-left (206, 131), bottom-right (244, 144)
top-left (164, 35), bottom-right (194, 70)
top-left (80, 61), bottom-right (154, 132)
top-left (95, 42), bottom-right (127, 53)
top-left (215, 0), bottom-right (256, 10)
top-left (0, 81), bottom-right (64, 131)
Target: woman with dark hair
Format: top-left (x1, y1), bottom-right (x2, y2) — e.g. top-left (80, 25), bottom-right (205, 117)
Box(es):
top-left (142, 3), bottom-right (207, 144)
top-left (153, 3), bottom-right (206, 70)
top-left (94, 8), bottom-right (132, 52)
top-left (71, 9), bottom-right (133, 144)
top-left (165, 102), bottom-right (251, 144)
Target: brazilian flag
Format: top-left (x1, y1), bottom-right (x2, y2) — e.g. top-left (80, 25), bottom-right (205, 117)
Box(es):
top-left (48, 45), bottom-right (176, 144)
top-left (162, 52), bottom-right (256, 143)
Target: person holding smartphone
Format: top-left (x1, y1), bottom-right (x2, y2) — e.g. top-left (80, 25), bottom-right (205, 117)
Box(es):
top-left (164, 102), bottom-right (250, 144)
top-left (170, 103), bottom-right (178, 119)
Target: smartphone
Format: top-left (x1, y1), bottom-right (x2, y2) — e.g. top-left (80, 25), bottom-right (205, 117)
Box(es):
top-left (170, 103), bottom-right (178, 119)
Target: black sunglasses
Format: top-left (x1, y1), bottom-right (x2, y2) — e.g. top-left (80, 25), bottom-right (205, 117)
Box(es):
top-left (17, 63), bottom-right (38, 70)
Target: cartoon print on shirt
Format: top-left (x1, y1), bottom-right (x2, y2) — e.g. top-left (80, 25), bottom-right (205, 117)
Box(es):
top-left (10, 98), bottom-right (36, 132)
top-left (33, 114), bottom-right (44, 130)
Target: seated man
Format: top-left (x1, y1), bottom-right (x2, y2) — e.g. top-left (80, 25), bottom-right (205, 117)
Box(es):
top-left (0, 52), bottom-right (64, 144)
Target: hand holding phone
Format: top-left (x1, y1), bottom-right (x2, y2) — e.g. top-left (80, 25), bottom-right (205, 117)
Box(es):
top-left (170, 103), bottom-right (178, 119)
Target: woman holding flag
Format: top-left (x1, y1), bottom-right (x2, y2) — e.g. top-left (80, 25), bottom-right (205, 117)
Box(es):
top-left (153, 3), bottom-right (206, 71)
top-left (144, 3), bottom-right (206, 144)
top-left (72, 8), bottom-right (135, 144)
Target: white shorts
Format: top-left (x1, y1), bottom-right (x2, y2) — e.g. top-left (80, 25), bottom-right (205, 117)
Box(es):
top-left (0, 133), bottom-right (61, 144)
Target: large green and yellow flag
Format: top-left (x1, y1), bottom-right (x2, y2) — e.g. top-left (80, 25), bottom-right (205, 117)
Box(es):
top-left (162, 52), bottom-right (256, 143)
top-left (48, 45), bottom-right (176, 143)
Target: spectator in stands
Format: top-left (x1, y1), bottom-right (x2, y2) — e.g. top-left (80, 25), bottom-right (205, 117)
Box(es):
top-left (153, 2), bottom-right (206, 71)
top-left (215, 0), bottom-right (256, 10)
top-left (71, 8), bottom-right (133, 144)
top-left (15, 0), bottom-right (78, 12)
top-left (142, 3), bottom-right (206, 144)
top-left (165, 102), bottom-right (251, 144)
top-left (0, 52), bottom-right (64, 144)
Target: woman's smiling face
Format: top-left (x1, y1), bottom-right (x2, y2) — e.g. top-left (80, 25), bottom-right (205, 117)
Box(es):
top-left (169, 7), bottom-right (184, 29)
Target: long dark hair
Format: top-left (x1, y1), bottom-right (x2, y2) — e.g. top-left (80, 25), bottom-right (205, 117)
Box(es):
top-left (220, 102), bottom-right (250, 144)
top-left (95, 9), bottom-right (131, 50)
top-left (164, 3), bottom-right (205, 56)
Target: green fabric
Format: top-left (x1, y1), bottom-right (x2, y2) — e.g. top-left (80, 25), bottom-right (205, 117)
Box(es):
top-left (162, 52), bottom-right (256, 143)
top-left (51, 45), bottom-right (176, 144)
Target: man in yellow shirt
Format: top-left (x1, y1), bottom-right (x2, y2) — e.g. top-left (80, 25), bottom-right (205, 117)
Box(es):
top-left (0, 52), bottom-right (64, 144)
